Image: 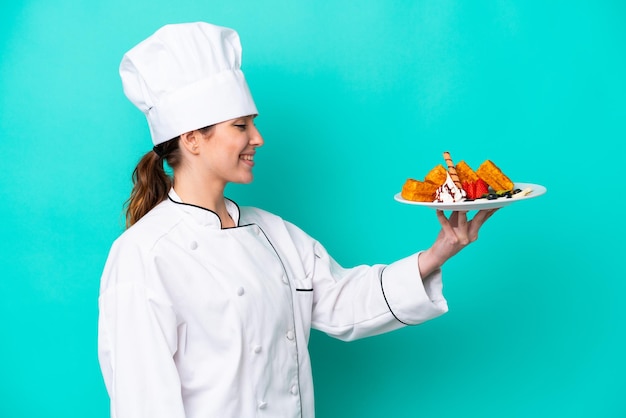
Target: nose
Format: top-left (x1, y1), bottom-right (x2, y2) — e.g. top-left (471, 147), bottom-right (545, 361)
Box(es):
top-left (250, 123), bottom-right (264, 148)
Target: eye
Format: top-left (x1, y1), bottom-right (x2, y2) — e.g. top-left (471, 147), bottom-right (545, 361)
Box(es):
top-left (234, 123), bottom-right (247, 130)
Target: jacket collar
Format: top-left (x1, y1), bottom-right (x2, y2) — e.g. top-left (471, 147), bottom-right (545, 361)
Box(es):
top-left (167, 188), bottom-right (241, 229)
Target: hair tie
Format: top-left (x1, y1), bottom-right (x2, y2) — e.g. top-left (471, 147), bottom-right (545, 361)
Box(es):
top-left (153, 145), bottom-right (164, 158)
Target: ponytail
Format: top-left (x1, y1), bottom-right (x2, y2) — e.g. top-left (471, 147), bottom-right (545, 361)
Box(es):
top-left (124, 138), bottom-right (181, 228)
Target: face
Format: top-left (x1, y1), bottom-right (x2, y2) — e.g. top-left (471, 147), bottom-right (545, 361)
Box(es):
top-left (195, 115), bottom-right (264, 187)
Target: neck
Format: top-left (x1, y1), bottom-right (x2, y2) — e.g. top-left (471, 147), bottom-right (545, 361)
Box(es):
top-left (173, 172), bottom-right (234, 228)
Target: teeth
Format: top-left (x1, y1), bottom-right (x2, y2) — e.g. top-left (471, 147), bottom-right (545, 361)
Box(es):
top-left (240, 155), bottom-right (253, 161)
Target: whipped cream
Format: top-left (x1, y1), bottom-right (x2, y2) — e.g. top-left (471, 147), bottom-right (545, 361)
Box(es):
top-left (434, 173), bottom-right (467, 203)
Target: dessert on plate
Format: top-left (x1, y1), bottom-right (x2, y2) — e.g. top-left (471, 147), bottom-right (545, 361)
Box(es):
top-left (400, 152), bottom-right (530, 204)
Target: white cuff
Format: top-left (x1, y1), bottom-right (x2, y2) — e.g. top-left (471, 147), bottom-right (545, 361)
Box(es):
top-left (381, 252), bottom-right (448, 325)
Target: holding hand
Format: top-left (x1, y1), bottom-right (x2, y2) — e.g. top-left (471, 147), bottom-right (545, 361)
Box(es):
top-left (418, 209), bottom-right (498, 277)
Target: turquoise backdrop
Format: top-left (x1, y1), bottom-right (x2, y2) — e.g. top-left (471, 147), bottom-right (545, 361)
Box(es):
top-left (1, 1), bottom-right (624, 417)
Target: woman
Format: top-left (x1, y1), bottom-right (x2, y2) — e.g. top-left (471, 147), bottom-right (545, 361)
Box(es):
top-left (98, 22), bottom-right (496, 418)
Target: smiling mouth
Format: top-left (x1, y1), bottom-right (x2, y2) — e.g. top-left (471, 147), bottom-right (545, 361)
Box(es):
top-left (240, 154), bottom-right (254, 161)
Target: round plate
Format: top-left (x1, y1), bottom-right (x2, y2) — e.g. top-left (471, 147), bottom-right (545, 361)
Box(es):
top-left (394, 182), bottom-right (547, 210)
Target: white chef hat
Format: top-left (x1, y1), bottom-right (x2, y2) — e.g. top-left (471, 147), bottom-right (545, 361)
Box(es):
top-left (119, 22), bottom-right (258, 146)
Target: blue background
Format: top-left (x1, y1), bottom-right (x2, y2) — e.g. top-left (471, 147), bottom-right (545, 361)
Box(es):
top-left (1, 1), bottom-right (625, 417)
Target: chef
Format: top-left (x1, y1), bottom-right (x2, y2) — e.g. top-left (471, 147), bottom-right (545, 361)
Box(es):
top-left (98, 22), bottom-right (496, 418)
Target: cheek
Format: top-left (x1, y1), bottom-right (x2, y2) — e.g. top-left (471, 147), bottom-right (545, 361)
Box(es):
top-left (212, 147), bottom-right (240, 169)
top-left (226, 143), bottom-right (245, 159)
top-left (205, 137), bottom-right (246, 165)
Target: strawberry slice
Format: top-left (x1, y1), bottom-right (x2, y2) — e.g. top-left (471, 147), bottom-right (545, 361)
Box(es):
top-left (474, 179), bottom-right (489, 198)
top-left (462, 181), bottom-right (476, 199)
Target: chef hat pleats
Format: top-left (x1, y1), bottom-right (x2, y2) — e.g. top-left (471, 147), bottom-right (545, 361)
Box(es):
top-left (119, 22), bottom-right (258, 146)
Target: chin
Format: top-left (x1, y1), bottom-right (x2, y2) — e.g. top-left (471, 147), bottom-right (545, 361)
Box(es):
top-left (234, 176), bottom-right (254, 184)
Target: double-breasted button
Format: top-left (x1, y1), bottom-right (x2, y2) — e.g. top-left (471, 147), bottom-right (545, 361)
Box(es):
top-left (253, 345), bottom-right (262, 354)
top-left (237, 287), bottom-right (245, 296)
top-left (281, 274), bottom-right (288, 284)
top-left (189, 241), bottom-right (198, 250)
top-left (286, 330), bottom-right (295, 341)
top-left (258, 401), bottom-right (267, 409)
top-left (290, 385), bottom-right (299, 395)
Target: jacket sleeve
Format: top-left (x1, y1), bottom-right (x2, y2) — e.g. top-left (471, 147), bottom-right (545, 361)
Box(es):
top-left (98, 242), bottom-right (186, 418)
top-left (284, 222), bottom-right (448, 341)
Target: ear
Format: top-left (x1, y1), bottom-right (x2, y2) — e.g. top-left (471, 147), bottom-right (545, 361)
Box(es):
top-left (179, 130), bottom-right (201, 155)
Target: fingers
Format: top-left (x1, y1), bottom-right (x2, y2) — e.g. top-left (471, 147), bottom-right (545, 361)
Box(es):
top-left (439, 209), bottom-right (496, 242)
top-left (455, 211), bottom-right (468, 228)
top-left (472, 208), bottom-right (498, 226)
top-left (436, 210), bottom-right (469, 245)
top-left (431, 209), bottom-right (498, 265)
top-left (436, 210), bottom-right (456, 237)
top-left (468, 208), bottom-right (499, 241)
top-left (454, 211), bottom-right (470, 245)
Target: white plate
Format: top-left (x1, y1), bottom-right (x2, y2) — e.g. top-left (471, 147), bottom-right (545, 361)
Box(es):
top-left (394, 182), bottom-right (547, 210)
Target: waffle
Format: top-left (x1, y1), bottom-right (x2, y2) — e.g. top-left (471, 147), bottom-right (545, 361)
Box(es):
top-left (401, 164), bottom-right (447, 202)
top-left (424, 164), bottom-right (448, 186)
top-left (455, 160), bottom-right (479, 184)
top-left (476, 159), bottom-right (514, 191)
top-left (401, 179), bottom-right (439, 202)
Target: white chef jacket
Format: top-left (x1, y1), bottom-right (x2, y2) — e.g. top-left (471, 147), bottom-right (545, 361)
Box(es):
top-left (98, 190), bottom-right (448, 418)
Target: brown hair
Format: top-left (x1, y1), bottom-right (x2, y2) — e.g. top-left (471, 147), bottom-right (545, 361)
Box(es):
top-left (124, 138), bottom-right (182, 228)
top-left (124, 126), bottom-right (214, 228)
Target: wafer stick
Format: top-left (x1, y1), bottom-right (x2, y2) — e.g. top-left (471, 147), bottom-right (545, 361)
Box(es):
top-left (442, 151), bottom-right (463, 189)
